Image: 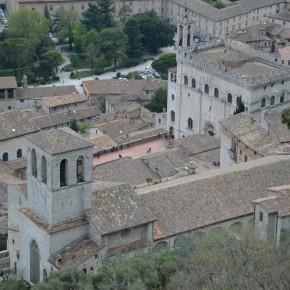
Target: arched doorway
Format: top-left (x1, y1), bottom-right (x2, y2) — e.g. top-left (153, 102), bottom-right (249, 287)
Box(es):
top-left (30, 240), bottom-right (40, 284)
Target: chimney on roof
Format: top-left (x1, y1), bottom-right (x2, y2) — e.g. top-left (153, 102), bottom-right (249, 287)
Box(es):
top-left (22, 75), bottom-right (28, 88)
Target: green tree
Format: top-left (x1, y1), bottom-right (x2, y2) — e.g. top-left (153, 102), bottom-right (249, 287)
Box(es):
top-left (132, 11), bottom-right (174, 53)
top-left (147, 87), bottom-right (167, 113)
top-left (118, 4), bottom-right (132, 25)
top-left (82, 3), bottom-right (99, 30)
top-left (0, 280), bottom-right (31, 290)
top-left (39, 50), bottom-right (63, 78)
top-left (53, 9), bottom-right (80, 49)
top-left (96, 27), bottom-right (127, 68)
top-left (152, 53), bottom-right (176, 79)
top-left (282, 108), bottom-right (290, 128)
top-left (7, 9), bottom-right (49, 39)
top-left (82, 0), bottom-right (115, 31)
top-left (0, 38), bottom-right (34, 77)
top-left (124, 18), bottom-right (143, 59)
top-left (33, 268), bottom-right (90, 290)
top-left (72, 23), bottom-right (88, 52)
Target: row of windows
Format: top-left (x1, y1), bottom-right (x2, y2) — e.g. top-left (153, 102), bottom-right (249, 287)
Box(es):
top-left (182, 76), bottom-right (238, 104)
top-left (2, 149), bottom-right (22, 162)
top-left (261, 94), bottom-right (284, 108)
top-left (31, 149), bottom-right (85, 187)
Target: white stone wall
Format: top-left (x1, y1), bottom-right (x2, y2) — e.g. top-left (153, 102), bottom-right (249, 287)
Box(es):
top-left (153, 214), bottom-right (254, 250)
top-left (50, 225), bottom-right (89, 253)
top-left (19, 213), bottom-right (52, 282)
top-left (26, 142), bottom-right (92, 225)
top-left (7, 184), bottom-right (29, 278)
top-left (103, 224), bottom-right (152, 249)
top-left (41, 101), bottom-right (88, 114)
top-left (219, 130), bottom-right (235, 168)
top-left (0, 136), bottom-right (27, 161)
top-left (168, 39), bottom-right (290, 138)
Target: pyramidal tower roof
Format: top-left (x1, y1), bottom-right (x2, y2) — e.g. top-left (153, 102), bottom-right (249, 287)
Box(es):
top-left (26, 127), bottom-right (93, 155)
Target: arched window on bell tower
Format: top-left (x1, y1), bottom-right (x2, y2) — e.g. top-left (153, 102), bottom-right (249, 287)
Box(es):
top-left (31, 149), bottom-right (37, 178)
top-left (77, 156), bottom-right (84, 183)
top-left (60, 159), bottom-right (68, 187)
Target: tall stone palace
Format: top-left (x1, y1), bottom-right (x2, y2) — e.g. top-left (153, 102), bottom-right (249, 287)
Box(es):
top-left (167, 0), bottom-right (290, 138)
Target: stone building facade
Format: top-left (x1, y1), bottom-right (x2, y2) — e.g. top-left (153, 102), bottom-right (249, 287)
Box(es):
top-left (8, 127), bottom-right (154, 283)
top-left (219, 112), bottom-right (290, 167)
top-left (6, 0), bottom-right (290, 39)
top-left (167, 37), bottom-right (290, 138)
top-left (7, 126), bottom-right (290, 283)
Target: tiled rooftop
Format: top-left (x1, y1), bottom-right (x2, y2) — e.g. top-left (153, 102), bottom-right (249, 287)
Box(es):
top-left (89, 183), bottom-right (155, 235)
top-left (138, 155), bottom-right (290, 239)
top-left (26, 127), bottom-right (93, 155)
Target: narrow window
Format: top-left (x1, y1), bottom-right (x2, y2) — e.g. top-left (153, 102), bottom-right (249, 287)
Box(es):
top-left (2, 152), bottom-right (8, 161)
top-left (170, 110), bottom-right (175, 122)
top-left (280, 94), bottom-right (285, 103)
top-left (227, 93), bottom-right (232, 103)
top-left (259, 212), bottom-right (263, 222)
top-left (214, 88), bottom-right (219, 98)
top-left (204, 84), bottom-right (209, 94)
top-left (188, 118), bottom-right (193, 129)
top-left (17, 149), bottom-right (22, 159)
top-left (41, 156), bottom-right (47, 184)
top-left (31, 149), bottom-right (37, 177)
top-left (77, 156), bottom-right (84, 183)
top-left (191, 78), bottom-right (196, 88)
top-left (261, 98), bottom-right (266, 108)
top-left (270, 95), bottom-right (275, 106)
top-left (184, 75), bottom-right (188, 85)
top-left (60, 159), bottom-right (68, 187)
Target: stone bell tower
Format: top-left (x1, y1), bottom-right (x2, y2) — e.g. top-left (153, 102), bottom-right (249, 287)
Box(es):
top-left (10, 127), bottom-right (93, 283)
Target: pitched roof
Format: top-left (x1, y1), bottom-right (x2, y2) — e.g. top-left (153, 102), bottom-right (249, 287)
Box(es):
top-left (26, 127), bottom-right (93, 155)
top-left (264, 111), bottom-right (290, 143)
top-left (94, 157), bottom-right (159, 186)
top-left (83, 79), bottom-right (167, 96)
top-left (16, 85), bottom-right (77, 99)
top-left (173, 0), bottom-right (286, 21)
top-left (41, 93), bottom-right (87, 108)
top-left (0, 77), bottom-right (17, 90)
top-left (89, 182), bottom-right (155, 235)
top-left (32, 106), bottom-right (99, 129)
top-left (279, 46), bottom-right (290, 60)
top-left (219, 113), bottom-right (287, 156)
top-left (49, 236), bottom-right (104, 270)
top-left (138, 155), bottom-right (290, 240)
top-left (253, 184), bottom-right (290, 217)
top-left (0, 109), bottom-right (41, 141)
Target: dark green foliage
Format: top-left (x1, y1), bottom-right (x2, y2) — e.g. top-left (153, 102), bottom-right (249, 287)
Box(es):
top-left (282, 108), bottom-right (290, 129)
top-left (0, 280), bottom-right (30, 290)
top-left (29, 232), bottom-right (290, 290)
top-left (82, 3), bottom-right (99, 30)
top-left (147, 87), bottom-right (167, 113)
top-left (152, 53), bottom-right (176, 79)
top-left (53, 9), bottom-right (79, 49)
top-left (0, 9), bottom-right (60, 83)
top-left (128, 11), bottom-right (174, 53)
top-left (82, 0), bottom-right (115, 31)
top-left (95, 27), bottom-right (128, 68)
top-left (124, 18), bottom-right (143, 59)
